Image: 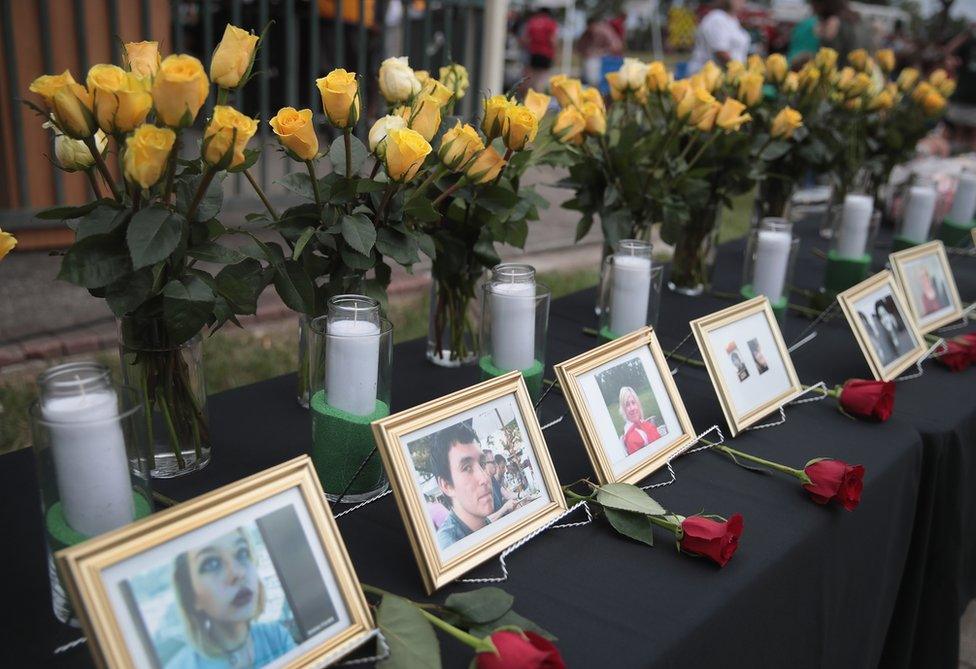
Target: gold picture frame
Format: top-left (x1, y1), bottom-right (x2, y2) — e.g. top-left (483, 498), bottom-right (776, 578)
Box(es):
top-left (554, 327), bottom-right (696, 485)
top-left (889, 241), bottom-right (964, 334)
top-left (690, 296), bottom-right (803, 437)
top-left (56, 456), bottom-right (375, 669)
top-left (836, 270), bottom-right (927, 381)
top-left (371, 372), bottom-right (567, 594)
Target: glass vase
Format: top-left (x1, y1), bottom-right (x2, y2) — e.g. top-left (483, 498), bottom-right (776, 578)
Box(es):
top-left (667, 204), bottom-right (721, 296)
top-left (597, 239), bottom-right (665, 338)
top-left (118, 319), bottom-right (210, 478)
top-left (754, 177), bottom-right (797, 224)
top-left (297, 314), bottom-right (314, 408)
top-left (427, 275), bottom-right (481, 368)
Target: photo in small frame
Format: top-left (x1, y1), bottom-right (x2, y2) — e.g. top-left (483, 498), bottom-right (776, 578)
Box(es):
top-left (889, 240), bottom-right (964, 333)
top-left (690, 296), bottom-right (803, 436)
top-left (554, 327), bottom-right (696, 485)
top-left (837, 270), bottom-right (927, 381)
top-left (372, 372), bottom-right (567, 593)
top-left (56, 457), bottom-right (375, 669)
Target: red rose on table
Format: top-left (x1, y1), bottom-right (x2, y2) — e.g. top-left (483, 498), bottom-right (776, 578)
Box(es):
top-left (679, 513), bottom-right (743, 567)
top-left (838, 379), bottom-right (895, 421)
top-left (803, 459), bottom-right (864, 510)
top-left (477, 631), bottom-right (565, 669)
top-left (936, 340), bottom-right (972, 372)
top-left (954, 334), bottom-right (976, 363)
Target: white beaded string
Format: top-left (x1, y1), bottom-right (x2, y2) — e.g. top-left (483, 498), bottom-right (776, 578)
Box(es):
top-left (789, 301), bottom-right (839, 350)
top-left (540, 415), bottom-right (564, 431)
top-left (53, 637), bottom-right (86, 655)
top-left (333, 629), bottom-right (390, 667)
top-left (896, 337), bottom-right (946, 382)
top-left (334, 489), bottom-right (393, 519)
top-left (788, 331), bottom-right (818, 353)
top-left (744, 382), bottom-right (828, 432)
top-left (457, 500), bottom-right (593, 585)
top-left (641, 424), bottom-right (726, 490)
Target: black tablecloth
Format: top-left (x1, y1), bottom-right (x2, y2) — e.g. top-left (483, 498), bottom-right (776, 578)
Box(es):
top-left (3, 223), bottom-right (974, 668)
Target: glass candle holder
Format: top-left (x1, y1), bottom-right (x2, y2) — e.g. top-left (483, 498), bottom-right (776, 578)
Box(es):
top-left (741, 218), bottom-right (799, 308)
top-left (480, 264), bottom-right (551, 400)
top-left (29, 362), bottom-right (153, 625)
top-left (597, 239), bottom-right (664, 339)
top-left (309, 295), bottom-right (392, 503)
top-left (831, 193), bottom-right (879, 260)
top-left (896, 183), bottom-right (938, 246)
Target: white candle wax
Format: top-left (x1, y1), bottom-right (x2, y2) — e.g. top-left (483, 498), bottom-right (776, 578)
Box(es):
top-left (609, 255), bottom-right (652, 335)
top-left (836, 194), bottom-right (874, 260)
top-left (41, 391), bottom-right (134, 537)
top-left (901, 185), bottom-right (937, 243)
top-left (325, 319), bottom-right (381, 416)
top-left (490, 282), bottom-right (536, 371)
top-left (948, 172), bottom-right (976, 224)
top-left (752, 229), bottom-right (792, 302)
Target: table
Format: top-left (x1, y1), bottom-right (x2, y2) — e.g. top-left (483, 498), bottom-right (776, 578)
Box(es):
top-left (2, 223), bottom-right (974, 668)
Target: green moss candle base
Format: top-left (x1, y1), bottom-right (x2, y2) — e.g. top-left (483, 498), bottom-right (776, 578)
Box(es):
top-left (891, 235), bottom-right (920, 253)
top-left (46, 492), bottom-right (152, 550)
top-left (479, 356), bottom-right (544, 400)
top-left (824, 250), bottom-right (871, 294)
top-left (599, 326), bottom-right (617, 343)
top-left (937, 218), bottom-right (975, 247)
top-left (740, 285), bottom-right (787, 321)
top-left (310, 391), bottom-right (389, 499)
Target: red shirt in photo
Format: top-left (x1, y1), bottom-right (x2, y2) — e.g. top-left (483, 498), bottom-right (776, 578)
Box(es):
top-left (623, 419), bottom-right (661, 455)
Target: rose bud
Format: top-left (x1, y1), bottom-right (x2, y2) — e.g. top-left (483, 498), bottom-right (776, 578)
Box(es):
top-left (838, 379), bottom-right (895, 421)
top-left (210, 24), bottom-right (259, 90)
top-left (124, 124), bottom-right (176, 189)
top-left (802, 459), bottom-right (864, 510)
top-left (383, 127), bottom-right (432, 182)
top-left (203, 105), bottom-right (259, 169)
top-left (317, 68), bottom-right (360, 129)
top-left (269, 107), bottom-right (319, 161)
top-left (477, 631), bottom-right (565, 669)
top-left (152, 54), bottom-right (209, 128)
top-left (123, 40), bottom-right (161, 78)
top-left (679, 514), bottom-right (743, 567)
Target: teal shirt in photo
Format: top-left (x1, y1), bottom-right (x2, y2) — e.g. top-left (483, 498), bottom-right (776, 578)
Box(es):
top-left (164, 622), bottom-right (297, 669)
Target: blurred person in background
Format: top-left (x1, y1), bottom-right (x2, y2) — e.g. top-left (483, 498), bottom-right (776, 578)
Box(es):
top-left (577, 14), bottom-right (624, 86)
top-left (810, 0), bottom-right (874, 62)
top-left (942, 26), bottom-right (976, 153)
top-left (521, 5), bottom-right (559, 92)
top-left (688, 0), bottom-right (750, 73)
top-left (787, 13), bottom-right (820, 66)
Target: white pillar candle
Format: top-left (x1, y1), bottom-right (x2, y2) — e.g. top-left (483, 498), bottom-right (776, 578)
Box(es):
top-left (948, 172), bottom-right (976, 224)
top-left (836, 194), bottom-right (874, 260)
top-left (325, 319), bottom-right (380, 416)
top-left (610, 255), bottom-right (652, 335)
top-left (41, 390), bottom-right (134, 537)
top-left (491, 282), bottom-right (536, 371)
top-left (901, 185), bottom-right (937, 243)
top-left (752, 228), bottom-right (792, 302)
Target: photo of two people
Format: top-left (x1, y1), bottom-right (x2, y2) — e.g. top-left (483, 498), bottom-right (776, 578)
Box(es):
top-left (855, 292), bottom-right (918, 368)
top-left (725, 338), bottom-right (769, 383)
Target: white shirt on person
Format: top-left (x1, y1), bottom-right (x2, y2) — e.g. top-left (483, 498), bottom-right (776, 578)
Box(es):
top-left (688, 9), bottom-right (751, 73)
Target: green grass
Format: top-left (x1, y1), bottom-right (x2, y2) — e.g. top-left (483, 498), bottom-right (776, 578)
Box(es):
top-left (0, 268), bottom-right (600, 454)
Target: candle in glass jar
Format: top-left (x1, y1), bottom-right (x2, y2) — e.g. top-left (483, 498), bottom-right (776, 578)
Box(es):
top-left (610, 255), bottom-right (652, 335)
top-left (491, 281), bottom-right (536, 371)
top-left (948, 171), bottom-right (976, 224)
top-left (836, 194), bottom-right (874, 259)
top-left (325, 319), bottom-right (381, 416)
top-left (752, 228), bottom-right (792, 302)
top-left (41, 390), bottom-right (134, 537)
top-left (901, 185), bottom-right (937, 243)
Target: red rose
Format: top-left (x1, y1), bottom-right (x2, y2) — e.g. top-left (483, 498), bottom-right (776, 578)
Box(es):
top-left (679, 514), bottom-right (743, 567)
top-left (955, 334), bottom-right (976, 363)
top-left (936, 340), bottom-right (972, 372)
top-left (802, 459), bottom-right (864, 510)
top-left (838, 379), bottom-right (895, 421)
top-left (477, 631), bottom-right (565, 669)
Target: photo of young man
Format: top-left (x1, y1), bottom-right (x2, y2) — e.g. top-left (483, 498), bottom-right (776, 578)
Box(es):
top-left (726, 342), bottom-right (750, 382)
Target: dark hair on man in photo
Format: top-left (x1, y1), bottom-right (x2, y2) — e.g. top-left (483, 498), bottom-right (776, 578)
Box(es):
top-left (430, 422), bottom-right (480, 485)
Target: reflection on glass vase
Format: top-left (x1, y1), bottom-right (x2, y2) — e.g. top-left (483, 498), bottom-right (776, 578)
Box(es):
top-left (667, 204), bottom-right (721, 297)
top-left (118, 319), bottom-right (210, 478)
top-left (297, 314), bottom-right (313, 408)
top-left (427, 276), bottom-right (481, 367)
top-left (754, 177), bottom-right (796, 225)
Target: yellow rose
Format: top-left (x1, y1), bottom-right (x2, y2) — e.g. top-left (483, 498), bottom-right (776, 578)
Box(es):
top-left (716, 98), bottom-right (751, 132)
top-left (922, 90), bottom-right (947, 116)
top-left (465, 146), bottom-right (506, 184)
top-left (402, 94), bottom-right (442, 141)
top-left (0, 228), bottom-right (17, 261)
top-left (153, 54), bottom-right (209, 127)
top-left (782, 72), bottom-right (799, 93)
top-left (87, 64), bottom-right (152, 134)
top-left (669, 80), bottom-right (691, 105)
top-left (675, 83), bottom-right (701, 120)
top-left (580, 86), bottom-right (605, 111)
top-left (815, 47), bottom-right (838, 72)
top-left (438, 121), bottom-right (484, 171)
top-left (123, 124), bottom-right (176, 188)
top-left (766, 54), bottom-right (788, 84)
top-left (524, 89), bottom-right (552, 121)
top-left (605, 71), bottom-right (625, 101)
top-left (421, 77), bottom-right (454, 108)
top-left (697, 61), bottom-right (724, 92)
top-left (843, 97), bottom-right (862, 111)
top-left (317, 68), bottom-right (360, 129)
top-left (928, 68), bottom-right (948, 88)
top-left (686, 87), bottom-right (716, 126)
top-left (618, 58), bottom-right (649, 91)
top-left (384, 127), bottom-right (432, 182)
top-left (482, 94), bottom-right (513, 141)
top-left (867, 89), bottom-right (894, 111)
top-left (269, 107), bottom-right (318, 161)
top-left (502, 104), bottom-right (538, 151)
top-left (47, 120), bottom-right (107, 171)
top-left (835, 67), bottom-right (855, 91)
top-left (897, 68), bottom-right (919, 93)
top-left (726, 60), bottom-right (745, 83)
top-left (737, 72), bottom-right (764, 107)
top-left (694, 101), bottom-right (721, 132)
top-left (368, 114), bottom-right (406, 157)
top-left (799, 63), bottom-right (821, 91)
top-left (379, 56), bottom-right (421, 104)
top-left (29, 70), bottom-right (78, 107)
top-left (210, 24), bottom-right (259, 89)
top-left (552, 106), bottom-right (586, 144)
top-left (52, 82), bottom-right (97, 139)
top-left (414, 70), bottom-right (430, 85)
top-left (124, 41), bottom-right (161, 78)
top-left (847, 48), bottom-right (870, 72)
top-left (747, 54), bottom-right (766, 75)
top-left (849, 72), bottom-right (872, 97)
top-left (580, 101), bottom-right (607, 135)
top-left (439, 63), bottom-right (469, 100)
top-left (646, 61), bottom-right (669, 93)
top-left (770, 106), bottom-right (803, 139)
top-left (938, 78), bottom-right (956, 98)
top-left (550, 74), bottom-right (583, 107)
top-left (875, 49), bottom-right (895, 73)
top-left (203, 105), bottom-right (259, 168)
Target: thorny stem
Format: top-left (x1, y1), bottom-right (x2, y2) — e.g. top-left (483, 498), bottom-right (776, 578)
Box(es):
top-left (186, 166), bottom-right (218, 222)
top-left (714, 444), bottom-right (806, 479)
top-left (84, 135), bottom-right (121, 201)
top-left (86, 169), bottom-right (104, 199)
top-left (162, 131), bottom-right (182, 204)
top-left (306, 159), bottom-right (322, 207)
top-left (244, 169), bottom-right (278, 221)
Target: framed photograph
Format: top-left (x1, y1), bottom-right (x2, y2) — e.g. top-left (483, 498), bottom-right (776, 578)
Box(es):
top-left (889, 241), bottom-right (964, 333)
top-left (837, 270), bottom-right (927, 382)
top-left (56, 457), bottom-right (375, 669)
top-left (372, 372), bottom-right (566, 594)
top-left (554, 327), bottom-right (696, 485)
top-left (690, 296), bottom-right (803, 436)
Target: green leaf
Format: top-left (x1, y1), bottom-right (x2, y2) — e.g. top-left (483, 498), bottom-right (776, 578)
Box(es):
top-left (375, 227), bottom-right (420, 267)
top-left (187, 241), bottom-right (246, 264)
top-left (275, 172), bottom-right (315, 200)
top-left (340, 245), bottom-right (375, 270)
top-left (227, 147), bottom-right (261, 173)
top-left (415, 231), bottom-right (436, 260)
top-left (272, 259), bottom-right (316, 313)
top-left (404, 198), bottom-right (442, 223)
top-left (377, 595), bottom-right (441, 669)
top-left (57, 234), bottom-right (132, 289)
top-left (162, 276), bottom-right (215, 343)
top-left (35, 199), bottom-right (107, 221)
top-left (760, 141), bottom-right (792, 162)
top-left (330, 135), bottom-right (368, 177)
top-left (357, 179), bottom-right (388, 194)
top-left (444, 588), bottom-right (514, 624)
top-left (468, 609), bottom-right (557, 641)
top-left (574, 214), bottom-right (594, 242)
top-left (292, 226), bottom-right (316, 260)
top-left (126, 205), bottom-right (184, 270)
top-left (216, 258), bottom-right (265, 314)
top-left (595, 483), bottom-right (667, 516)
top-left (341, 213), bottom-right (376, 256)
top-left (73, 204), bottom-right (129, 242)
top-left (604, 508), bottom-right (655, 547)
top-left (104, 268), bottom-right (155, 317)
top-left (177, 172), bottom-right (225, 222)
